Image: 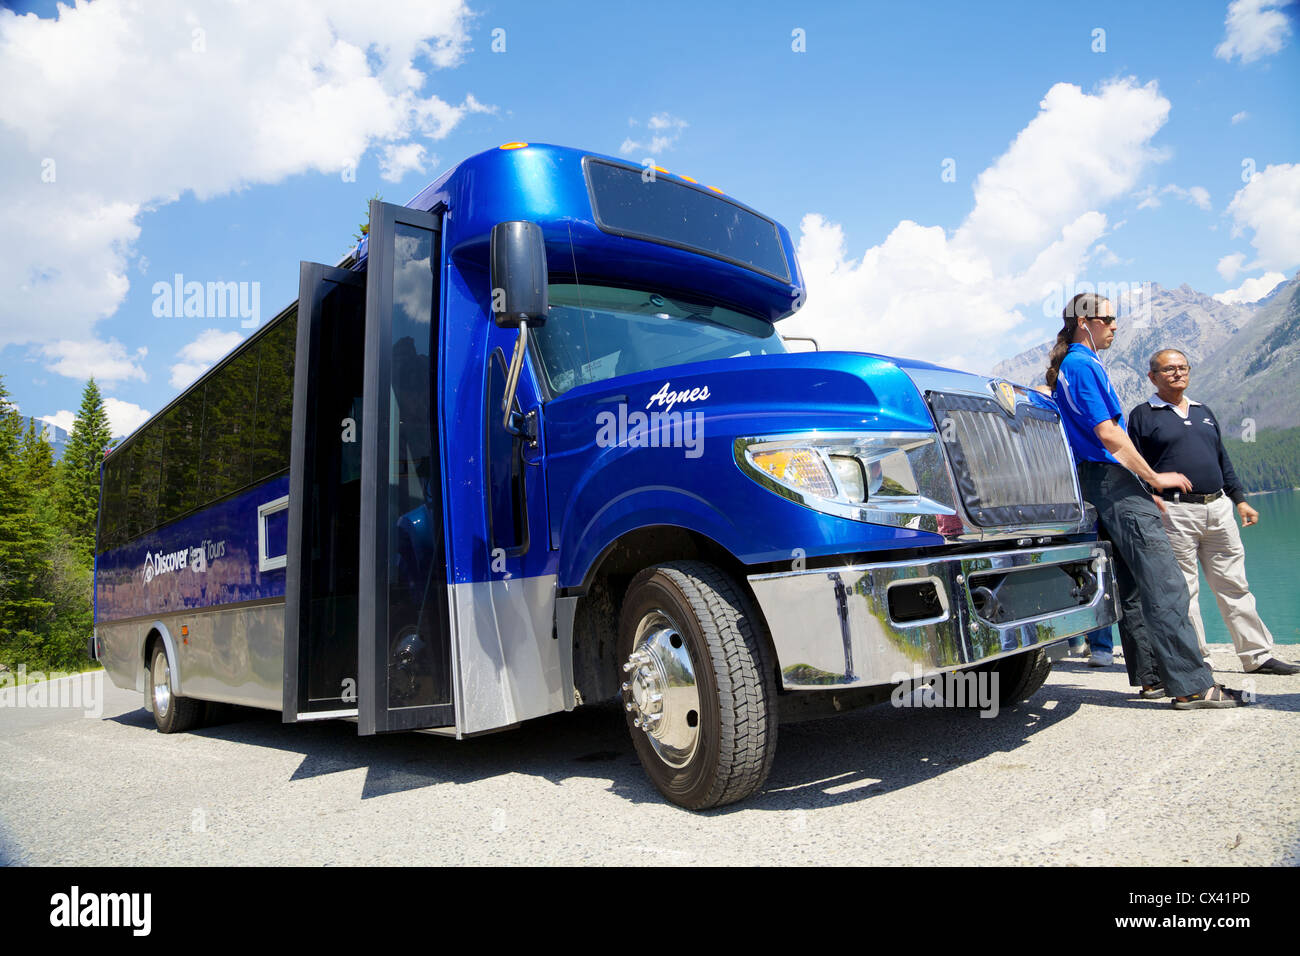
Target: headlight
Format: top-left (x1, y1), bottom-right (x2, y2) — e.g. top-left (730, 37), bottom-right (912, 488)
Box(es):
top-left (735, 432), bottom-right (958, 526)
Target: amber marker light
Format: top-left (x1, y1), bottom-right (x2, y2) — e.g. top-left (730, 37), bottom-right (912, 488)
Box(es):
top-left (498, 142), bottom-right (529, 150)
top-left (680, 175), bottom-right (698, 183)
top-left (707, 185), bottom-right (724, 193)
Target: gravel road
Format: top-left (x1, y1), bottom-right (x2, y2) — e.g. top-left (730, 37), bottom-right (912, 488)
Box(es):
top-left (2, 646), bottom-right (1297, 866)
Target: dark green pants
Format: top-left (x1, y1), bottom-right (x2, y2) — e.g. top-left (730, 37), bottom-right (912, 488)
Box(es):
top-left (1077, 461), bottom-right (1214, 699)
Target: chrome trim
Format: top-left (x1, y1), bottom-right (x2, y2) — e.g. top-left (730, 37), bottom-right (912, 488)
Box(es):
top-left (733, 431), bottom-right (958, 530)
top-left (883, 573), bottom-right (951, 627)
top-left (749, 542), bottom-right (1118, 690)
top-left (897, 366), bottom-right (1089, 542)
top-left (294, 708), bottom-right (359, 721)
top-left (152, 651), bottom-right (172, 717)
top-left (621, 608), bottom-right (701, 768)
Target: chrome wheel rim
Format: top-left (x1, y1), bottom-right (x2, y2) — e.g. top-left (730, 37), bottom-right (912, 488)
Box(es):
top-left (622, 609), bottom-right (701, 768)
top-left (153, 654), bottom-right (171, 718)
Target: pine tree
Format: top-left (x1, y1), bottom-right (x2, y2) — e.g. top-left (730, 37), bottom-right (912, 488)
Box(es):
top-left (0, 375), bottom-right (54, 665)
top-left (55, 378), bottom-right (113, 553)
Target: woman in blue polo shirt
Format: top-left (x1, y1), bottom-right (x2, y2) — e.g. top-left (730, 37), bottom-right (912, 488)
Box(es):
top-left (1046, 292), bottom-right (1245, 708)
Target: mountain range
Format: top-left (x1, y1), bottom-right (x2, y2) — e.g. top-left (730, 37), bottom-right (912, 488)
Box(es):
top-left (993, 273), bottom-right (1300, 431)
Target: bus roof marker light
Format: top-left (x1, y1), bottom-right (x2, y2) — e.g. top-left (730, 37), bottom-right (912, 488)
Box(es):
top-left (707, 186), bottom-right (723, 194)
top-left (499, 142), bottom-right (529, 150)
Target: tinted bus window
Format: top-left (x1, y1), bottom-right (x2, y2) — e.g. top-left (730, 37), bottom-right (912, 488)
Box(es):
top-left (252, 309), bottom-right (296, 483)
top-left (200, 345), bottom-right (258, 503)
top-left (586, 159), bottom-right (790, 281)
top-left (157, 391), bottom-right (204, 527)
top-left (99, 451), bottom-right (130, 553)
top-left (125, 423), bottom-right (163, 539)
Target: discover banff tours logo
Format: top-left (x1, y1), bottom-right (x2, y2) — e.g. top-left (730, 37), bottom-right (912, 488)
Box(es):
top-left (142, 539), bottom-right (225, 583)
top-left (595, 381), bottom-right (710, 459)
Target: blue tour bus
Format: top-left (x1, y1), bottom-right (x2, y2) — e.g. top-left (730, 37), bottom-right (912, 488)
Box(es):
top-left (93, 142), bottom-right (1119, 809)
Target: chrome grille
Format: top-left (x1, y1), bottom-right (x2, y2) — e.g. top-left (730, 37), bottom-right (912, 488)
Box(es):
top-left (929, 392), bottom-right (1081, 528)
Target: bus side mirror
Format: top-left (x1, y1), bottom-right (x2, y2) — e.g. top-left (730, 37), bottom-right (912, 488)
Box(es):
top-left (490, 221), bottom-right (548, 329)
top-left (490, 221), bottom-right (547, 432)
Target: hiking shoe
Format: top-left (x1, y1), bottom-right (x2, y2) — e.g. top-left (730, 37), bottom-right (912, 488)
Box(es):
top-left (1088, 650), bottom-right (1113, 667)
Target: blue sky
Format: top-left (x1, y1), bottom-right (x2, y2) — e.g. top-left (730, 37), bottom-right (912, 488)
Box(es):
top-left (1, 0), bottom-right (1297, 437)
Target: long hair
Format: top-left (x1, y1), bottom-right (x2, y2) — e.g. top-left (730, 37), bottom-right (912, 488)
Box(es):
top-left (1045, 292), bottom-right (1107, 390)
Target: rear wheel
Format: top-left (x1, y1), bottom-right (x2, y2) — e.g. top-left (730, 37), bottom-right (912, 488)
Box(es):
top-left (618, 561), bottom-right (776, 810)
top-left (150, 644), bottom-right (205, 734)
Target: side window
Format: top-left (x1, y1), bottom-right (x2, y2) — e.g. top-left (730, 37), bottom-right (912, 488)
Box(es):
top-left (157, 390), bottom-right (204, 527)
top-left (252, 309), bottom-right (296, 483)
top-left (200, 346), bottom-right (258, 503)
top-left (486, 350), bottom-right (526, 552)
top-left (125, 423), bottom-right (163, 539)
top-left (98, 451), bottom-right (130, 553)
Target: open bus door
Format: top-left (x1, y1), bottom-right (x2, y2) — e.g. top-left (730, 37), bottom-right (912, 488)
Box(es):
top-left (284, 201), bottom-right (454, 734)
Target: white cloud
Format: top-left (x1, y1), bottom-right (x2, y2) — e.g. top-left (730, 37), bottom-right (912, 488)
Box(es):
top-left (1231, 110), bottom-right (1250, 124)
top-left (1213, 271), bottom-right (1287, 303)
top-left (103, 398), bottom-right (152, 438)
top-left (1218, 251), bottom-right (1247, 280)
top-left (43, 338), bottom-right (148, 384)
top-left (169, 328), bottom-right (245, 388)
top-left (39, 410), bottom-right (76, 434)
top-left (619, 112), bottom-right (688, 157)
top-left (1214, 0), bottom-right (1295, 63)
top-left (783, 78), bottom-right (1171, 374)
top-left (41, 396), bottom-right (150, 438)
top-left (0, 0), bottom-right (480, 350)
top-left (1226, 163), bottom-right (1300, 270)
top-left (1135, 183), bottom-right (1212, 211)
top-left (379, 143), bottom-right (428, 183)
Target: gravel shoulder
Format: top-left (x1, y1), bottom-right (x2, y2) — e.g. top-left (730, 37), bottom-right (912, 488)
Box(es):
top-left (1, 646), bottom-right (1297, 866)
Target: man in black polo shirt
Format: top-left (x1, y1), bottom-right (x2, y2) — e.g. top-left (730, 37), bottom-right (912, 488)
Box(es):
top-left (1128, 348), bottom-right (1298, 676)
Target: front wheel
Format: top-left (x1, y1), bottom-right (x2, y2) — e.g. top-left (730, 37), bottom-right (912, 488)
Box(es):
top-left (981, 648), bottom-right (1052, 706)
top-left (618, 561), bottom-right (777, 810)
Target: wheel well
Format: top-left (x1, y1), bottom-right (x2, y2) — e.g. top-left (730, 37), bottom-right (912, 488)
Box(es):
top-left (569, 526), bottom-right (774, 704)
top-left (143, 628), bottom-right (165, 674)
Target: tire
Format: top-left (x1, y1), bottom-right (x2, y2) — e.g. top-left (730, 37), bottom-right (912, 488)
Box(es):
top-left (149, 644), bottom-right (205, 734)
top-left (986, 648), bottom-right (1052, 706)
top-left (618, 561), bottom-right (777, 810)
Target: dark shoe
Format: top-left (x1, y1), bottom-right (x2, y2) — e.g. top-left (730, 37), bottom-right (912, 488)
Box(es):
top-left (1140, 683), bottom-right (1166, 699)
top-left (1247, 657), bottom-right (1300, 676)
top-left (1172, 685), bottom-right (1248, 710)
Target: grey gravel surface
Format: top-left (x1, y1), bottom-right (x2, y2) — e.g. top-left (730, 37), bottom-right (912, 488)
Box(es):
top-left (1, 646), bottom-right (1297, 866)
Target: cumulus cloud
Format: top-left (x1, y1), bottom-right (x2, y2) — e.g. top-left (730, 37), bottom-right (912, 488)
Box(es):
top-left (619, 113), bottom-right (688, 157)
top-left (1218, 251), bottom-right (1247, 280)
top-left (1213, 271), bottom-right (1287, 304)
top-left (0, 0), bottom-right (481, 351)
top-left (41, 396), bottom-right (151, 439)
top-left (781, 78), bottom-right (1171, 374)
top-left (169, 328), bottom-right (246, 388)
top-left (1214, 0), bottom-right (1295, 63)
top-left (43, 338), bottom-right (148, 385)
top-left (1226, 163), bottom-right (1300, 270)
top-left (1231, 110), bottom-right (1250, 124)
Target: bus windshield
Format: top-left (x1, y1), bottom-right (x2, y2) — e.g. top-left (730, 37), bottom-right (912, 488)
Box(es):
top-left (532, 282), bottom-right (787, 396)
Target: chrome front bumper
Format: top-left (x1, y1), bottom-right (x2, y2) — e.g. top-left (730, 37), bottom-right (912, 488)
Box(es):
top-left (748, 542), bottom-right (1118, 690)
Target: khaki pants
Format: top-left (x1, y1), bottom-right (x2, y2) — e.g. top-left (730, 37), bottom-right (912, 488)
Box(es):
top-left (1160, 495), bottom-right (1274, 670)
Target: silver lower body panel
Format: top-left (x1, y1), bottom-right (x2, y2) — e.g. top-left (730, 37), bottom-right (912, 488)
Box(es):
top-left (96, 601), bottom-right (285, 710)
top-left (749, 542), bottom-right (1118, 690)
